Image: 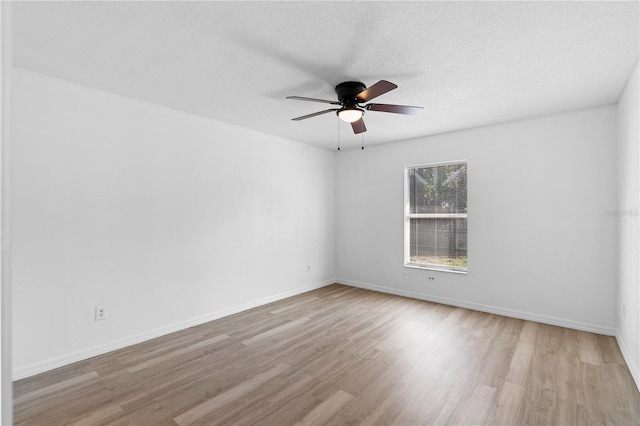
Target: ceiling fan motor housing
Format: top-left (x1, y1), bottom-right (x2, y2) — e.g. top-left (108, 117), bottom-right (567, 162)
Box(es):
top-left (335, 81), bottom-right (366, 104)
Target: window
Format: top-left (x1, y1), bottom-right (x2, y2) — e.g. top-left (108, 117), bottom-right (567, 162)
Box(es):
top-left (404, 161), bottom-right (467, 273)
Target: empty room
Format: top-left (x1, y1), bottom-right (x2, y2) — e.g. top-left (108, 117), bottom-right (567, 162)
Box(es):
top-left (2, 1), bottom-right (640, 425)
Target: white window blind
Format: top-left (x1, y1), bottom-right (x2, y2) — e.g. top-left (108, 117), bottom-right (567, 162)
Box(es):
top-left (404, 161), bottom-right (468, 273)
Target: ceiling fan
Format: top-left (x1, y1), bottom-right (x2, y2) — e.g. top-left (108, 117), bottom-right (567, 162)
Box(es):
top-left (286, 80), bottom-right (423, 134)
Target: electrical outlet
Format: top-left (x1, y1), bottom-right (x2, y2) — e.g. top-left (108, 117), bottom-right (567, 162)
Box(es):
top-left (307, 265), bottom-right (311, 272)
top-left (95, 306), bottom-right (107, 321)
top-left (428, 276), bottom-right (435, 281)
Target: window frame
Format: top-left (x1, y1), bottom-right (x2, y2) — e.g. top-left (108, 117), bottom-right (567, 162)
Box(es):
top-left (404, 160), bottom-right (468, 274)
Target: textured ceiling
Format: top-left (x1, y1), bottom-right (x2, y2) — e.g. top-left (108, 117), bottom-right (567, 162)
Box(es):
top-left (12, 1), bottom-right (640, 150)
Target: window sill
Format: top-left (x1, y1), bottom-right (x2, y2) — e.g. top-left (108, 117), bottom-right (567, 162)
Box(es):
top-left (404, 263), bottom-right (468, 275)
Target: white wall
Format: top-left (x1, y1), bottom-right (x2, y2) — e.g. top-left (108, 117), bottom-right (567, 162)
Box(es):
top-left (0, 3), bottom-right (12, 423)
top-left (616, 61), bottom-right (639, 390)
top-left (10, 68), bottom-right (336, 379)
top-left (336, 106), bottom-right (618, 334)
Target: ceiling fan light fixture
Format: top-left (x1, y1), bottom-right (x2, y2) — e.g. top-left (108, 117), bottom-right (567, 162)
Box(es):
top-left (338, 107), bottom-right (364, 123)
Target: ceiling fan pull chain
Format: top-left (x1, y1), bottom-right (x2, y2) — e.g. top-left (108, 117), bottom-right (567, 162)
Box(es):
top-left (361, 133), bottom-right (364, 150)
top-left (337, 117), bottom-right (341, 151)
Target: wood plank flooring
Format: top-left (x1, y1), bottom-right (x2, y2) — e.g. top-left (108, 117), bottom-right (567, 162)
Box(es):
top-left (14, 284), bottom-right (640, 425)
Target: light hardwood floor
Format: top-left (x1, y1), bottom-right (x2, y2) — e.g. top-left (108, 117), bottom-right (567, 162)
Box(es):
top-left (14, 284), bottom-right (640, 425)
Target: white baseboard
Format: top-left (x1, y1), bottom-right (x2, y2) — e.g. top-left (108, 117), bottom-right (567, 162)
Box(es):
top-left (337, 278), bottom-right (616, 336)
top-left (616, 330), bottom-right (640, 393)
top-left (13, 279), bottom-right (335, 381)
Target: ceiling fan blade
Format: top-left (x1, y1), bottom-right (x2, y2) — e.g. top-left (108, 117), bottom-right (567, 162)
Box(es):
top-left (351, 118), bottom-right (367, 134)
top-left (286, 96), bottom-right (341, 105)
top-left (291, 109), bottom-right (338, 121)
top-left (356, 80), bottom-right (398, 102)
top-left (366, 103), bottom-right (424, 115)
